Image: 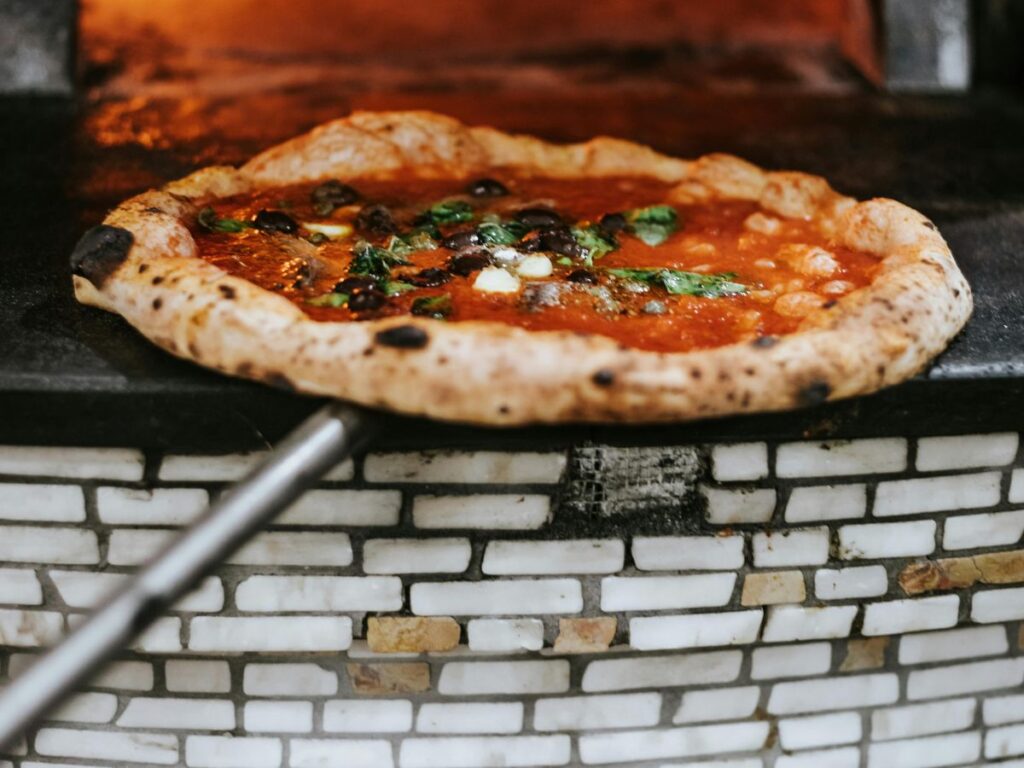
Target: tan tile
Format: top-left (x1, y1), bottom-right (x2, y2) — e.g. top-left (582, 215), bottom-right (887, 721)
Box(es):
top-left (900, 549), bottom-right (1024, 595)
top-left (975, 550), bottom-right (1024, 584)
top-left (840, 637), bottom-right (889, 672)
top-left (366, 617), bottom-right (460, 653)
top-left (740, 571), bottom-right (806, 606)
top-left (553, 617), bottom-right (616, 654)
top-left (347, 662), bottom-right (430, 695)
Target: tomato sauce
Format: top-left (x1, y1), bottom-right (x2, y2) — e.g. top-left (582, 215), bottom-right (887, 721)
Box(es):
top-left (195, 175), bottom-right (880, 352)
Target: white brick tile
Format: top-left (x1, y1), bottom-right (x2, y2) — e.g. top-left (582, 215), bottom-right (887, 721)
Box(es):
top-left (776, 438), bottom-right (907, 478)
top-left (0, 525), bottom-right (98, 564)
top-left (711, 443), bottom-right (768, 482)
top-left (160, 452), bottom-right (352, 482)
top-left (228, 532), bottom-right (354, 566)
top-left (0, 609), bottom-right (62, 647)
top-left (417, 702), bottom-right (523, 734)
top-left (97, 486), bottom-right (207, 525)
top-left (0, 568), bottom-right (42, 605)
top-left (838, 520), bottom-right (936, 559)
top-left (875, 472), bottom-right (1001, 517)
top-left (776, 747), bottom-right (860, 768)
top-left (400, 735), bottom-right (569, 768)
top-left (779, 711), bottom-right (861, 750)
top-left (244, 664), bottom-right (337, 696)
top-left (290, 739), bottom-right (391, 768)
top-left (871, 699), bottom-right (976, 741)
top-left (601, 573), bottom-right (736, 611)
top-left (862, 595), bottom-right (960, 636)
top-left (815, 566), bottom-right (888, 600)
top-left (411, 579), bottom-right (581, 616)
top-left (943, 509), bottom-right (1024, 550)
top-left (365, 450), bottom-right (566, 484)
top-left (907, 658), bottom-right (1024, 700)
top-left (898, 625), bottom-right (1009, 664)
top-left (467, 618), bottom-right (544, 652)
top-left (659, 760), bottom-right (762, 768)
top-left (762, 605), bottom-right (857, 642)
top-left (130, 616), bottom-right (182, 653)
top-left (438, 660), bottom-right (569, 695)
top-left (190, 616), bottom-right (351, 652)
top-left (36, 727), bottom-right (177, 764)
top-left (768, 674), bottom-right (899, 714)
top-left (751, 642), bottom-right (831, 680)
top-left (363, 538), bottom-right (471, 574)
top-left (324, 700), bottom-right (412, 733)
top-left (0, 446), bottom-right (144, 480)
top-left (48, 692), bottom-right (118, 723)
top-left (186, 735), bottom-right (282, 768)
top-left (632, 534), bottom-right (745, 571)
top-left (483, 539), bottom-right (624, 575)
top-left (629, 610), bottom-right (763, 650)
top-left (984, 694), bottom-right (1024, 726)
top-left (277, 489), bottom-right (401, 527)
top-left (536, 693), bottom-right (661, 731)
top-left (972, 586), bottom-right (1024, 623)
top-left (986, 724), bottom-right (1024, 760)
top-left (1012, 468), bottom-right (1024, 503)
top-left (0, 483), bottom-right (84, 522)
top-left (413, 494), bottom-right (550, 529)
top-left (166, 660), bottom-right (231, 693)
top-left (244, 701), bottom-right (313, 733)
top-left (702, 486), bottom-right (775, 524)
top-left (118, 697), bottom-right (235, 730)
top-left (87, 659), bottom-right (154, 691)
top-left (582, 650), bottom-right (742, 692)
top-left (752, 527), bottom-right (829, 567)
top-left (786, 484), bottom-right (867, 523)
top-left (578, 722), bottom-right (768, 764)
top-left (235, 575), bottom-right (402, 612)
top-left (867, 731), bottom-right (981, 768)
top-left (51, 570), bottom-right (223, 612)
top-left (672, 686), bottom-right (760, 724)
top-left (916, 432), bottom-right (1018, 471)
top-left (106, 528), bottom-right (170, 565)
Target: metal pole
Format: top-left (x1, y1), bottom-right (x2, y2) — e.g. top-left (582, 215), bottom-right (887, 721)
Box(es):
top-left (0, 402), bottom-right (372, 750)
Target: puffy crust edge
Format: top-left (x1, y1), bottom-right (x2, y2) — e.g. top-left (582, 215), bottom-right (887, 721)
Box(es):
top-left (73, 110), bottom-right (972, 425)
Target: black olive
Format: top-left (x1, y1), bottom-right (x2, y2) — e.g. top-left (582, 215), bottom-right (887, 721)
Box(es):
top-left (520, 237), bottom-right (544, 253)
top-left (253, 209), bottom-right (299, 234)
top-left (311, 180), bottom-right (359, 206)
top-left (448, 251), bottom-right (491, 276)
top-left (441, 230), bottom-right (484, 250)
top-left (537, 227), bottom-right (582, 258)
top-left (347, 289), bottom-right (387, 311)
top-left (410, 268), bottom-right (450, 287)
top-left (515, 207), bottom-right (563, 229)
top-left (355, 204), bottom-right (399, 236)
top-left (567, 269), bottom-right (599, 285)
top-left (335, 276), bottom-right (379, 294)
top-left (466, 178), bottom-right (509, 198)
top-left (599, 212), bottom-right (628, 235)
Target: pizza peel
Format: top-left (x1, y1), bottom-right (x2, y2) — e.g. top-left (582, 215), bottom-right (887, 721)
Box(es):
top-left (0, 402), bottom-right (373, 749)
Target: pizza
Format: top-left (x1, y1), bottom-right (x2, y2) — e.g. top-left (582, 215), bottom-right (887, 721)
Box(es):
top-left (71, 111), bottom-right (972, 425)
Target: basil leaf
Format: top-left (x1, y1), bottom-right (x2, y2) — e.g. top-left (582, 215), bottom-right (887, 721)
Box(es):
top-left (477, 220), bottom-right (528, 245)
top-left (306, 292), bottom-right (348, 308)
top-left (385, 230), bottom-right (438, 257)
top-left (349, 240), bottom-right (410, 279)
top-left (571, 224), bottom-right (618, 264)
top-left (198, 207), bottom-right (249, 234)
top-left (626, 205), bottom-right (678, 246)
top-left (423, 199), bottom-right (474, 224)
top-left (381, 281), bottom-right (417, 296)
top-left (411, 293), bottom-right (452, 320)
top-left (607, 268), bottom-right (746, 298)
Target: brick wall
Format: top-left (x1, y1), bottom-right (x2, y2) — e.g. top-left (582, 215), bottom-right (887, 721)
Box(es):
top-left (0, 431), bottom-right (1022, 766)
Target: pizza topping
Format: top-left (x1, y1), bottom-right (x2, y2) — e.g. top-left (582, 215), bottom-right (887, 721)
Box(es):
top-left (411, 293), bottom-right (453, 319)
top-left (197, 207), bottom-right (250, 234)
top-left (598, 212), bottom-right (628, 235)
top-left (515, 255), bottom-right (554, 278)
top-left (252, 209), bottom-right (299, 234)
top-left (515, 207), bottom-right (563, 229)
top-left (473, 266), bottom-right (521, 294)
top-left (408, 268), bottom-right (450, 287)
top-left (441, 230), bottom-right (485, 250)
top-left (347, 289), bottom-right (387, 312)
top-left (625, 204), bottom-right (678, 246)
top-left (355, 204), bottom-right (400, 236)
top-left (302, 222), bottom-right (353, 240)
top-left (566, 269), bottom-right (599, 285)
top-left (467, 178), bottom-right (509, 198)
top-left (607, 268), bottom-right (746, 298)
top-left (448, 251), bottom-right (492, 276)
top-left (421, 199), bottom-right (474, 225)
top-left (349, 240), bottom-right (410, 279)
top-left (311, 180), bottom-right (360, 216)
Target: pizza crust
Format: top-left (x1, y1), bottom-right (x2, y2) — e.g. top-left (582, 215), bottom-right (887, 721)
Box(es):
top-left (72, 111), bottom-right (972, 425)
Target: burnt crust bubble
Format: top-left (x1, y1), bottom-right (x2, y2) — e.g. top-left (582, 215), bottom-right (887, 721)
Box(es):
top-left (375, 325), bottom-right (430, 349)
top-left (70, 225), bottom-right (135, 288)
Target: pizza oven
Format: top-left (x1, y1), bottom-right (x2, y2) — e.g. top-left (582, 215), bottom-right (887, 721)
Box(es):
top-left (1, 1), bottom-right (1024, 767)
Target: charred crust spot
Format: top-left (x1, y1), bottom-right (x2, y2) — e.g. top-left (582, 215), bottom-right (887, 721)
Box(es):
top-left (264, 372), bottom-right (295, 391)
top-left (152, 298), bottom-right (163, 310)
top-left (362, 347), bottom-right (375, 357)
top-left (690, 367), bottom-right (702, 379)
top-left (236, 362), bottom-right (254, 377)
top-left (218, 284), bottom-right (237, 300)
top-left (498, 405), bottom-right (510, 415)
top-left (143, 206), bottom-right (165, 215)
top-left (923, 220), bottom-right (938, 231)
top-left (752, 335), bottom-right (778, 348)
top-left (138, 264), bottom-right (149, 274)
top-left (152, 276), bottom-right (164, 285)
top-left (592, 369), bottom-right (615, 387)
top-left (744, 367), bottom-right (756, 376)
top-left (822, 299), bottom-right (838, 309)
top-left (953, 289), bottom-right (961, 298)
top-left (70, 225), bottom-right (134, 288)
top-left (375, 325), bottom-right (429, 349)
top-left (798, 380), bottom-right (831, 406)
